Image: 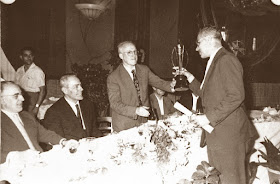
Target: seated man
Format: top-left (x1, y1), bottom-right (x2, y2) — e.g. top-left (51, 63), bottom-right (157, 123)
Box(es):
top-left (0, 81), bottom-right (75, 164)
top-left (150, 87), bottom-right (177, 120)
top-left (42, 74), bottom-right (102, 140)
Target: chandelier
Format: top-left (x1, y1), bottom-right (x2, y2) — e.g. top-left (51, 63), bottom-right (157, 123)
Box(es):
top-left (75, 3), bottom-right (106, 20)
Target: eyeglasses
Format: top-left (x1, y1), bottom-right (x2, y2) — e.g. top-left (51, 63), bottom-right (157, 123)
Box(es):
top-left (123, 50), bottom-right (138, 56)
top-left (1, 93), bottom-right (23, 99)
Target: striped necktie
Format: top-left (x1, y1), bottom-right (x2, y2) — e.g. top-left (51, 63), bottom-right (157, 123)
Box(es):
top-left (131, 70), bottom-right (143, 106)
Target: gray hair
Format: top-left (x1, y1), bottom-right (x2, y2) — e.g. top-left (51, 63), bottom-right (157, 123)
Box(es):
top-left (117, 41), bottom-right (136, 54)
top-left (1, 81), bottom-right (18, 94)
top-left (198, 27), bottom-right (222, 42)
top-left (59, 73), bottom-right (78, 88)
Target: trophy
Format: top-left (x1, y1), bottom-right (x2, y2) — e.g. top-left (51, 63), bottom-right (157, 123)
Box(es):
top-left (171, 42), bottom-right (189, 91)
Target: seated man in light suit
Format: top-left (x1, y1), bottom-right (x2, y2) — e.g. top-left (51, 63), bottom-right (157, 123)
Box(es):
top-left (0, 81), bottom-right (76, 165)
top-left (42, 74), bottom-right (102, 140)
top-left (150, 87), bottom-right (177, 120)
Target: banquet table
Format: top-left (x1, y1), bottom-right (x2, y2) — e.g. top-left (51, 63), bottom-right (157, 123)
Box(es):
top-left (1, 110), bottom-right (279, 184)
top-left (0, 116), bottom-right (208, 184)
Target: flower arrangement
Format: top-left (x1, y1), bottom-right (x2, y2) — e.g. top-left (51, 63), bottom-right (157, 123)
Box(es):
top-left (72, 63), bottom-right (110, 116)
top-left (249, 137), bottom-right (280, 183)
top-left (191, 161), bottom-right (220, 184)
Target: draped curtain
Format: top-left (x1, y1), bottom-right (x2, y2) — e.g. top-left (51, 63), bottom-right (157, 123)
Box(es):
top-left (114, 0), bottom-right (150, 63)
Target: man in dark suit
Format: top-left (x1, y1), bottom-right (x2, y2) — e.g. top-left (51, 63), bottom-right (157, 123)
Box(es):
top-left (0, 81), bottom-right (75, 164)
top-left (150, 87), bottom-right (176, 120)
top-left (181, 27), bottom-right (258, 184)
top-left (42, 74), bottom-right (102, 140)
top-left (107, 41), bottom-right (175, 132)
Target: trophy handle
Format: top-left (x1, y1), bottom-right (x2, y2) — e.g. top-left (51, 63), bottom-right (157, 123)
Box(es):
top-left (171, 47), bottom-right (176, 68)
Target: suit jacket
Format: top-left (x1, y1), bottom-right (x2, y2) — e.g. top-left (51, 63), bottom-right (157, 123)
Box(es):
top-left (149, 93), bottom-right (176, 120)
top-left (189, 48), bottom-right (258, 148)
top-left (42, 97), bottom-right (102, 140)
top-left (107, 64), bottom-right (172, 132)
top-left (1, 111), bottom-right (62, 163)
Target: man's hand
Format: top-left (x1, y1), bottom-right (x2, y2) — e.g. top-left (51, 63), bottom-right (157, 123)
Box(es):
top-left (172, 66), bottom-right (180, 77)
top-left (61, 139), bottom-right (80, 153)
top-left (170, 78), bottom-right (176, 92)
top-left (135, 106), bottom-right (150, 117)
top-left (180, 68), bottom-right (193, 79)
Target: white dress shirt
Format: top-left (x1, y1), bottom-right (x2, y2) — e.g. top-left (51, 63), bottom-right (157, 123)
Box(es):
top-left (123, 64), bottom-right (136, 80)
top-left (64, 97), bottom-right (86, 130)
top-left (200, 47), bottom-right (222, 89)
top-left (155, 95), bottom-right (164, 115)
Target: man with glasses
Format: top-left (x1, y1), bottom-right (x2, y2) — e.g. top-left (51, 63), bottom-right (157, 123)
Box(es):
top-left (15, 47), bottom-right (46, 116)
top-left (42, 74), bottom-right (102, 141)
top-left (0, 81), bottom-right (77, 164)
top-left (180, 27), bottom-right (258, 183)
top-left (107, 41), bottom-right (175, 132)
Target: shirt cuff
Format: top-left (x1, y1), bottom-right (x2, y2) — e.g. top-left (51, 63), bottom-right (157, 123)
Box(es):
top-left (187, 75), bottom-right (195, 83)
top-left (59, 138), bottom-right (67, 146)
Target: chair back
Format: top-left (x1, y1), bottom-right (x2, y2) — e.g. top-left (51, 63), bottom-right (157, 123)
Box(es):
top-left (97, 117), bottom-right (113, 135)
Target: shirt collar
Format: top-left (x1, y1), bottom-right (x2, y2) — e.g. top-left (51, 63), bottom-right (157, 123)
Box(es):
top-left (1, 109), bottom-right (19, 120)
top-left (123, 64), bottom-right (136, 74)
top-left (64, 96), bottom-right (79, 106)
top-left (209, 47), bottom-right (222, 62)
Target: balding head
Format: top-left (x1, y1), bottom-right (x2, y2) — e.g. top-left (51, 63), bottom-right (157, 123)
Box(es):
top-left (1, 81), bottom-right (24, 113)
top-left (59, 74), bottom-right (83, 103)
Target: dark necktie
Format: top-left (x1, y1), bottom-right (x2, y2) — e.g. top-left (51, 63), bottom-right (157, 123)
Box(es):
top-left (75, 104), bottom-right (86, 130)
top-left (131, 70), bottom-right (143, 106)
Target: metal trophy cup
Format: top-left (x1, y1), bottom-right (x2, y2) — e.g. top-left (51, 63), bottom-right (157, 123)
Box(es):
top-left (171, 43), bottom-right (189, 91)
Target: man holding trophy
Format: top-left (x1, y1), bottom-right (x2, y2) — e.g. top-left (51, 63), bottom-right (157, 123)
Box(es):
top-left (174, 27), bottom-right (258, 184)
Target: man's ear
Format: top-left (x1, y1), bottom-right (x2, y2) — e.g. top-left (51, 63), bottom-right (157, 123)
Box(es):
top-left (61, 87), bottom-right (67, 95)
top-left (1, 98), bottom-right (6, 108)
top-left (19, 55), bottom-right (23, 60)
top-left (119, 53), bottom-right (124, 60)
top-left (152, 87), bottom-right (156, 91)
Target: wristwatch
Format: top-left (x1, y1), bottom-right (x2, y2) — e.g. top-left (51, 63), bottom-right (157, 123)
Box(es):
top-left (35, 104), bottom-right (40, 108)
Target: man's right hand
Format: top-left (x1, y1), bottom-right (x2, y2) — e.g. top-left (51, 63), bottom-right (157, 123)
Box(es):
top-left (136, 106), bottom-right (150, 117)
top-left (180, 68), bottom-right (195, 83)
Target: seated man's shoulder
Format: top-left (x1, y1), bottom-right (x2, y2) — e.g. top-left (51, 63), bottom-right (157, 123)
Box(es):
top-left (19, 111), bottom-right (38, 123)
top-left (45, 97), bottom-right (65, 113)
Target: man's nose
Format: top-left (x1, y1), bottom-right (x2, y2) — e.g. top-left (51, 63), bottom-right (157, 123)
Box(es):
top-left (19, 95), bottom-right (25, 101)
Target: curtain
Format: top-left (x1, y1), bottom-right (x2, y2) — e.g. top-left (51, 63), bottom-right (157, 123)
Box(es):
top-left (114, 0), bottom-right (150, 63)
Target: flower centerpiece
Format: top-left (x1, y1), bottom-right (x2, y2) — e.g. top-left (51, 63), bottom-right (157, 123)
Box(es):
top-left (191, 161), bottom-right (220, 184)
top-left (249, 137), bottom-right (280, 183)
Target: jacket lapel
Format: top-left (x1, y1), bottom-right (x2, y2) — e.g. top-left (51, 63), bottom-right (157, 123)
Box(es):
top-left (1, 112), bottom-right (29, 146)
top-left (120, 64), bottom-right (136, 90)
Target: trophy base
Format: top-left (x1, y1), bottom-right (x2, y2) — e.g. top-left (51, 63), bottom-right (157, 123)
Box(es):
top-left (174, 75), bottom-right (189, 91)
